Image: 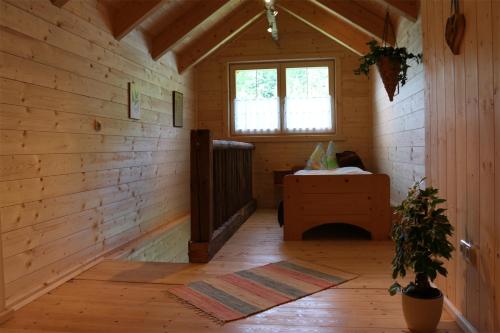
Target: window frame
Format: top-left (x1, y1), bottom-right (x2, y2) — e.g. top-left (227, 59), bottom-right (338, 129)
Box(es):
top-left (228, 59), bottom-right (338, 139)
top-left (229, 62), bottom-right (281, 135)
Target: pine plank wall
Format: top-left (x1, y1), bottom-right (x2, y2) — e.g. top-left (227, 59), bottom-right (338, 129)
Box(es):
top-left (421, 0), bottom-right (499, 331)
top-left (196, 12), bottom-right (372, 208)
top-left (0, 0), bottom-right (194, 309)
top-left (372, 1), bottom-right (500, 329)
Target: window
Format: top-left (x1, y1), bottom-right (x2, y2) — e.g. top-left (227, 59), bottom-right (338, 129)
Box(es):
top-left (230, 60), bottom-right (335, 136)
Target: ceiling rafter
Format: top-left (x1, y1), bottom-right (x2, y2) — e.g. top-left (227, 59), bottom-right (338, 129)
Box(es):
top-left (313, 0), bottom-right (395, 45)
top-left (176, 0), bottom-right (264, 73)
top-left (277, 0), bottom-right (372, 56)
top-left (112, 0), bottom-right (163, 41)
top-left (376, 0), bottom-right (418, 22)
top-left (50, 0), bottom-right (70, 8)
top-left (152, 0), bottom-right (230, 61)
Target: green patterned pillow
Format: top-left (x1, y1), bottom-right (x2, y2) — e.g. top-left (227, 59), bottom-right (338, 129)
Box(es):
top-left (305, 143), bottom-right (327, 170)
top-left (325, 141), bottom-right (339, 169)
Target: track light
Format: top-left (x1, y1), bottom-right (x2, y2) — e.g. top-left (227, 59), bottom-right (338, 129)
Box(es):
top-left (265, 1), bottom-right (278, 41)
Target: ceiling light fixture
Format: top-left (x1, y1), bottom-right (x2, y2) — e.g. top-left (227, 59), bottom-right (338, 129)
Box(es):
top-left (265, 0), bottom-right (278, 42)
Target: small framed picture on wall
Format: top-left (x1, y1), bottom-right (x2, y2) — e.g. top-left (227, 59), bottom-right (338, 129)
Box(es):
top-left (128, 82), bottom-right (141, 120)
top-left (173, 91), bottom-right (183, 128)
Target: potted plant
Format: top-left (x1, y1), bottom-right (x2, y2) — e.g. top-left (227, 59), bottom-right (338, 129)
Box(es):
top-left (389, 179), bottom-right (454, 333)
top-left (354, 40), bottom-right (422, 101)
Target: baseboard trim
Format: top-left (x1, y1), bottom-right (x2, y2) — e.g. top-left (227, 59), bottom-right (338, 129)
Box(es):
top-left (9, 256), bottom-right (105, 311)
top-left (7, 214), bottom-right (191, 312)
top-left (0, 308), bottom-right (14, 324)
top-left (108, 214), bottom-right (190, 260)
top-left (443, 297), bottom-right (478, 333)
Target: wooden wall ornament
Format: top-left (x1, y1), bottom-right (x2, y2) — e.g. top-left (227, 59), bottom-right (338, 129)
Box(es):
top-left (445, 0), bottom-right (465, 55)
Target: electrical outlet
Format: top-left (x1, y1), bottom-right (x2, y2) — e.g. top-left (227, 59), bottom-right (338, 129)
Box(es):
top-left (459, 239), bottom-right (474, 263)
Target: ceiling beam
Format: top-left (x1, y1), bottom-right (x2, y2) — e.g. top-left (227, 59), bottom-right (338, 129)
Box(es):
top-left (112, 0), bottom-right (163, 41)
top-left (313, 0), bottom-right (395, 45)
top-left (176, 0), bottom-right (264, 73)
top-left (152, 0), bottom-right (230, 61)
top-left (50, 0), bottom-right (70, 7)
top-left (278, 0), bottom-right (372, 56)
top-left (376, 0), bottom-right (418, 22)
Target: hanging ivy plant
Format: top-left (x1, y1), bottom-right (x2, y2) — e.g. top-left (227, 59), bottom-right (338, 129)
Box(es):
top-left (354, 40), bottom-right (423, 101)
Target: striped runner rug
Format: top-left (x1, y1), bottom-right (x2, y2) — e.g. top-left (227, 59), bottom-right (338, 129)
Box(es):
top-left (168, 260), bottom-right (357, 323)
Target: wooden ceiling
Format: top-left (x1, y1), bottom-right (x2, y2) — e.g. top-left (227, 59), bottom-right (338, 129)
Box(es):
top-left (53, 0), bottom-right (419, 73)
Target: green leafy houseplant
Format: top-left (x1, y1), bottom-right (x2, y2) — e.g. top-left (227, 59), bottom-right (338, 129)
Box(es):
top-left (354, 40), bottom-right (422, 101)
top-left (389, 179), bottom-right (454, 299)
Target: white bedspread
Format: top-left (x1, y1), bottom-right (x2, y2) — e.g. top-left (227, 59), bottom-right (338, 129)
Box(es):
top-left (294, 167), bottom-right (371, 175)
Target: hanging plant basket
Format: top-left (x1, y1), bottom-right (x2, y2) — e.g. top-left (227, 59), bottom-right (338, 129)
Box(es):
top-left (354, 40), bottom-right (422, 102)
top-left (354, 13), bottom-right (422, 102)
top-left (376, 56), bottom-right (401, 101)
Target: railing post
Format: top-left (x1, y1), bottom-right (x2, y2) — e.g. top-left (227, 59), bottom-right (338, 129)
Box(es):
top-left (190, 130), bottom-right (213, 243)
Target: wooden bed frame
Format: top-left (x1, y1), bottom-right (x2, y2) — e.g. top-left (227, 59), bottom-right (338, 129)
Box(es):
top-left (283, 174), bottom-right (391, 241)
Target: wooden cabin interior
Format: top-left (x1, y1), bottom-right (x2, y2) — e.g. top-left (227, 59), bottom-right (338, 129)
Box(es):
top-left (0, 0), bottom-right (498, 332)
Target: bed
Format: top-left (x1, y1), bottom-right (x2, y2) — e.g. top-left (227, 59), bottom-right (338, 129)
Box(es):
top-left (283, 167), bottom-right (391, 241)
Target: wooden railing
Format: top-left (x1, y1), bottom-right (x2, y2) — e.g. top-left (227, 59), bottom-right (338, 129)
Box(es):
top-left (189, 130), bottom-right (256, 263)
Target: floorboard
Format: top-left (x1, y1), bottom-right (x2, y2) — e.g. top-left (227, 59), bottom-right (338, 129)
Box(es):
top-left (0, 210), bottom-right (462, 332)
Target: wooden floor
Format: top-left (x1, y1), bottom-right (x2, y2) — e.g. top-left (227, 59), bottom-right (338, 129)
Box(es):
top-left (1, 210), bottom-right (462, 333)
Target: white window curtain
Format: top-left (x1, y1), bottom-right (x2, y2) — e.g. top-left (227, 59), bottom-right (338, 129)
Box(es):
top-left (284, 95), bottom-right (333, 133)
top-left (234, 97), bottom-right (280, 134)
top-left (231, 62), bottom-right (334, 135)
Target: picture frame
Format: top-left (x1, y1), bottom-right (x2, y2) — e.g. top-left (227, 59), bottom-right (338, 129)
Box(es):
top-left (128, 82), bottom-right (141, 120)
top-left (173, 91), bottom-right (183, 128)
